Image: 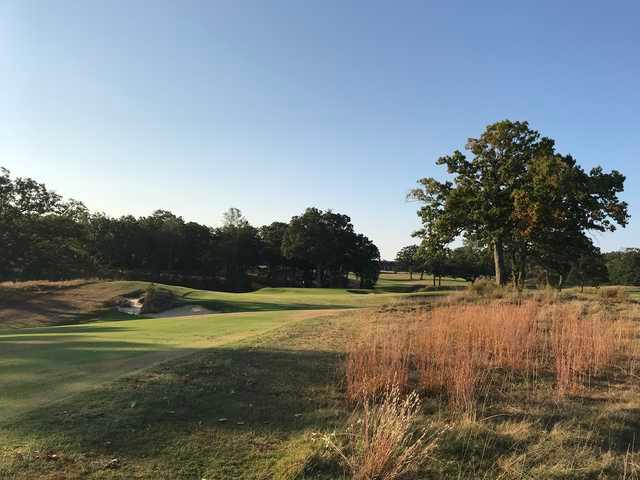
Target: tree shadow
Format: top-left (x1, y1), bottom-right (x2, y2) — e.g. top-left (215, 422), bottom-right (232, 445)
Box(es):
top-left (2, 344), bottom-right (344, 477)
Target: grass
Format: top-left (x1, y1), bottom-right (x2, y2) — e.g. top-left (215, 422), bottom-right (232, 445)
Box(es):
top-left (0, 313), bottom-right (353, 479)
top-left (0, 309), bottom-right (341, 421)
top-left (2, 278), bottom-right (638, 478)
top-left (1, 298), bottom-right (639, 479)
top-left (375, 272), bottom-right (468, 293)
top-left (0, 278), bottom-right (447, 328)
top-left (0, 275), bottom-right (450, 422)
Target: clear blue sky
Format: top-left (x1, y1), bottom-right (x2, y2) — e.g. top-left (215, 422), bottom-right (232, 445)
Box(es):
top-left (2, 1), bottom-right (638, 259)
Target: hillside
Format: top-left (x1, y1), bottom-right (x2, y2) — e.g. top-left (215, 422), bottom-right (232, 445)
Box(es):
top-left (0, 277), bottom-right (453, 328)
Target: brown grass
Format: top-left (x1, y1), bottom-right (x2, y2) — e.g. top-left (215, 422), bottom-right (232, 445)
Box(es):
top-left (597, 286), bottom-right (630, 301)
top-left (0, 279), bottom-right (143, 327)
top-left (415, 302), bottom-right (540, 411)
top-left (345, 299), bottom-right (634, 413)
top-left (550, 303), bottom-right (626, 396)
top-left (345, 316), bottom-right (412, 402)
top-left (322, 385), bottom-right (445, 480)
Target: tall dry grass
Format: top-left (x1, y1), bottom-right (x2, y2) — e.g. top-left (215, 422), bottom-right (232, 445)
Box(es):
top-left (415, 302), bottom-right (540, 411)
top-left (345, 318), bottom-right (412, 403)
top-left (550, 303), bottom-right (626, 396)
top-left (345, 299), bottom-right (634, 413)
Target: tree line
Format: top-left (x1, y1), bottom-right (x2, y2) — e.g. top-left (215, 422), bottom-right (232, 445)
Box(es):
top-left (407, 120), bottom-right (629, 290)
top-left (395, 241), bottom-right (620, 290)
top-left (0, 168), bottom-right (380, 290)
top-left (604, 249), bottom-right (640, 286)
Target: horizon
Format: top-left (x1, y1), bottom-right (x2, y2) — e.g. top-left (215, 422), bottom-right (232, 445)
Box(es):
top-left (2, 1), bottom-right (639, 259)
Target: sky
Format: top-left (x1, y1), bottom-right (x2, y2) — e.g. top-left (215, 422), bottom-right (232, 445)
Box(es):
top-left (1, 1), bottom-right (639, 259)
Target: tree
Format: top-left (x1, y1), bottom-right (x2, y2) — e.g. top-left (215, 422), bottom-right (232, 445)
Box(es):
top-left (0, 168), bottom-right (95, 280)
top-left (349, 234), bottom-right (381, 288)
top-left (605, 249), bottom-right (640, 286)
top-left (283, 208), bottom-right (353, 287)
top-left (395, 245), bottom-right (419, 279)
top-left (409, 120), bottom-right (629, 288)
top-left (567, 245), bottom-right (609, 291)
top-left (259, 222), bottom-right (289, 281)
top-left (512, 154), bottom-right (628, 289)
top-left (217, 208), bottom-right (261, 291)
top-left (448, 244), bottom-right (493, 283)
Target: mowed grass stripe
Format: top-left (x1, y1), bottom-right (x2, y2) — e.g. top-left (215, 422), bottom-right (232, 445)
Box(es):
top-left (0, 309), bottom-right (340, 421)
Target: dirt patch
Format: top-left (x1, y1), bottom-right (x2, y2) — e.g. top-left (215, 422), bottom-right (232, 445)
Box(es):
top-left (0, 280), bottom-right (145, 328)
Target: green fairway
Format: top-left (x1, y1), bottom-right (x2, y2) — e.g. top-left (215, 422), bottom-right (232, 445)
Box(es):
top-left (0, 279), bottom-right (448, 422)
top-left (0, 309), bottom-right (339, 421)
top-left (143, 282), bottom-right (435, 311)
top-left (375, 272), bottom-right (468, 292)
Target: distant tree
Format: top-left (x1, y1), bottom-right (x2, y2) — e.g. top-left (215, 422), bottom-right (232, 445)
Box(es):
top-left (419, 243), bottom-right (451, 287)
top-left (1, 167), bottom-right (381, 291)
top-left (605, 249), bottom-right (640, 286)
top-left (409, 120), bottom-right (629, 289)
top-left (283, 208), bottom-right (353, 287)
top-left (395, 245), bottom-right (419, 279)
top-left (567, 245), bottom-right (609, 291)
top-left (179, 222), bottom-right (217, 275)
top-left (0, 167), bottom-right (94, 280)
top-left (349, 234), bottom-right (381, 288)
top-left (142, 210), bottom-right (185, 272)
top-left (448, 244), bottom-right (493, 283)
top-left (259, 222), bottom-right (289, 281)
top-left (217, 208), bottom-right (261, 291)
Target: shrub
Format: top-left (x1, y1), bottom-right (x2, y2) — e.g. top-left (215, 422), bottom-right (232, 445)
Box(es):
top-left (466, 278), bottom-right (505, 299)
top-left (598, 286), bottom-right (629, 302)
top-left (140, 284), bottom-right (176, 313)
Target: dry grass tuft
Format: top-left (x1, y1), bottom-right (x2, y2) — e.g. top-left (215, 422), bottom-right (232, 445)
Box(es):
top-left (322, 385), bottom-right (446, 480)
top-left (597, 286), bottom-right (630, 302)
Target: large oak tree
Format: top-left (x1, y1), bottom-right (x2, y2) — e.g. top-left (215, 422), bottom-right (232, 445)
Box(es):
top-left (409, 120), bottom-right (628, 287)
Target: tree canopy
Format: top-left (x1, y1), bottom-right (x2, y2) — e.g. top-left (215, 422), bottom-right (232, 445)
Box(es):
top-left (408, 120), bottom-right (629, 288)
top-left (0, 168), bottom-right (380, 291)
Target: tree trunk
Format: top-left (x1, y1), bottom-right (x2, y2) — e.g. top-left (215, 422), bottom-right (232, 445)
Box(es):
top-left (420, 271), bottom-right (424, 280)
top-left (513, 254), bottom-right (527, 292)
top-left (433, 274), bottom-right (436, 287)
top-left (493, 240), bottom-right (506, 286)
top-left (409, 267), bottom-right (413, 280)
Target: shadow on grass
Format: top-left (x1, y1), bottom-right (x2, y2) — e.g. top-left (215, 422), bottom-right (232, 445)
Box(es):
top-left (3, 334), bottom-right (638, 479)
top-left (2, 344), bottom-right (345, 478)
top-left (180, 298), bottom-right (358, 313)
top-left (0, 325), bottom-right (134, 338)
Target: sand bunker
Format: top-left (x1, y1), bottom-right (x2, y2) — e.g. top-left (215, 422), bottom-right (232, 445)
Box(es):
top-left (146, 304), bottom-right (215, 318)
top-left (114, 298), bottom-right (214, 318)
